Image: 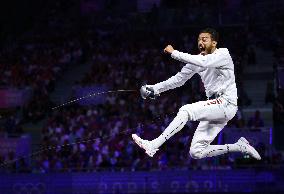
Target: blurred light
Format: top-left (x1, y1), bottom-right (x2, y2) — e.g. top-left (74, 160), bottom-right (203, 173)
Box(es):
top-left (269, 127), bottom-right (273, 145)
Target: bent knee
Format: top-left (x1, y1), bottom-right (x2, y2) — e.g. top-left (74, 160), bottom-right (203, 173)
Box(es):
top-left (179, 104), bottom-right (195, 121)
top-left (189, 142), bottom-right (209, 159)
top-left (189, 149), bottom-right (204, 159)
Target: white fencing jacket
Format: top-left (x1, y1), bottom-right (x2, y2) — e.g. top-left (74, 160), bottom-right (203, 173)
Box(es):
top-left (152, 48), bottom-right (238, 105)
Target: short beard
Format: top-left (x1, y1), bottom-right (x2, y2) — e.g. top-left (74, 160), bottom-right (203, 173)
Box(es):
top-left (205, 45), bottom-right (215, 54)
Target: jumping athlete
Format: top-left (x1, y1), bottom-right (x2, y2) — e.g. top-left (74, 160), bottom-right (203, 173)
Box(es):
top-left (132, 28), bottom-right (261, 160)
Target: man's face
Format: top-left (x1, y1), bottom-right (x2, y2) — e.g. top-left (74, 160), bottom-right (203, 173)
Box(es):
top-left (198, 33), bottom-right (217, 55)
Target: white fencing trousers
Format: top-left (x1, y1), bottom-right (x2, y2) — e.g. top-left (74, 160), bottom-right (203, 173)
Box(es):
top-left (180, 97), bottom-right (238, 159)
top-left (151, 97), bottom-right (237, 158)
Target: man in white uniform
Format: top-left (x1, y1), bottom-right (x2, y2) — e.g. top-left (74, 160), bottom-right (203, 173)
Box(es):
top-left (132, 28), bottom-right (261, 160)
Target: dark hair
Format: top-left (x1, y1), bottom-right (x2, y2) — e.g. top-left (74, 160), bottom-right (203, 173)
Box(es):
top-left (199, 28), bottom-right (219, 42)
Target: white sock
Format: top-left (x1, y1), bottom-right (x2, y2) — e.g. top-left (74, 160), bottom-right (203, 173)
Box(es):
top-left (226, 143), bottom-right (241, 152)
top-left (151, 110), bottom-right (189, 149)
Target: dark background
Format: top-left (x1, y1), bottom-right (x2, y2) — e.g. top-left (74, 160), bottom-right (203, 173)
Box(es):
top-left (0, 0), bottom-right (284, 193)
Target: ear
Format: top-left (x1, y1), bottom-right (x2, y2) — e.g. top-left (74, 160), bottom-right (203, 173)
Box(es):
top-left (212, 41), bottom-right (217, 47)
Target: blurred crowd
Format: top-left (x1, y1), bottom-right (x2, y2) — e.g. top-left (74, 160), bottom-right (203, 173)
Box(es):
top-left (0, 34), bottom-right (84, 123)
top-left (0, 0), bottom-right (283, 173)
top-left (273, 25), bottom-right (284, 126)
top-left (1, 103), bottom-right (280, 173)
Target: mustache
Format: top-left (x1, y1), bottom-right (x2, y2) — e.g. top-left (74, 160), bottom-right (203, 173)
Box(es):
top-left (199, 44), bottom-right (205, 51)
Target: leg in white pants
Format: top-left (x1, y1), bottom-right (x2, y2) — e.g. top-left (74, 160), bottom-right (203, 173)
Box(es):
top-left (134, 97), bottom-right (261, 159)
top-left (189, 120), bottom-right (229, 159)
top-left (152, 98), bottom-right (239, 158)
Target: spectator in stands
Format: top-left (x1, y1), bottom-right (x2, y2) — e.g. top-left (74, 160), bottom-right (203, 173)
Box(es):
top-left (273, 97), bottom-right (284, 124)
top-left (247, 110), bottom-right (264, 129)
top-left (265, 81), bottom-right (275, 104)
top-left (1, 0), bottom-right (280, 172)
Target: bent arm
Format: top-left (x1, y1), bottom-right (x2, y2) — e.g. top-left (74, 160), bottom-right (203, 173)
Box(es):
top-left (152, 63), bottom-right (198, 94)
top-left (171, 49), bottom-right (229, 68)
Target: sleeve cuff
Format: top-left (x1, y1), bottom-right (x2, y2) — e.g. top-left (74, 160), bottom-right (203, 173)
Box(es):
top-left (152, 84), bottom-right (161, 95)
top-left (171, 50), bottom-right (179, 59)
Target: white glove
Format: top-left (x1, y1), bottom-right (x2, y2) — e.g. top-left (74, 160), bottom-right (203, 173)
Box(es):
top-left (140, 85), bottom-right (159, 99)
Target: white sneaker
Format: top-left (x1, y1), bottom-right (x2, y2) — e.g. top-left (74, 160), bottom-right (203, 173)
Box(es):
top-left (236, 137), bottom-right (261, 160)
top-left (132, 134), bottom-right (159, 157)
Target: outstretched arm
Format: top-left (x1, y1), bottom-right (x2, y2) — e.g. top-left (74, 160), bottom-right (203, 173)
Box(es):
top-left (150, 63), bottom-right (199, 95)
top-left (164, 45), bottom-right (230, 68)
